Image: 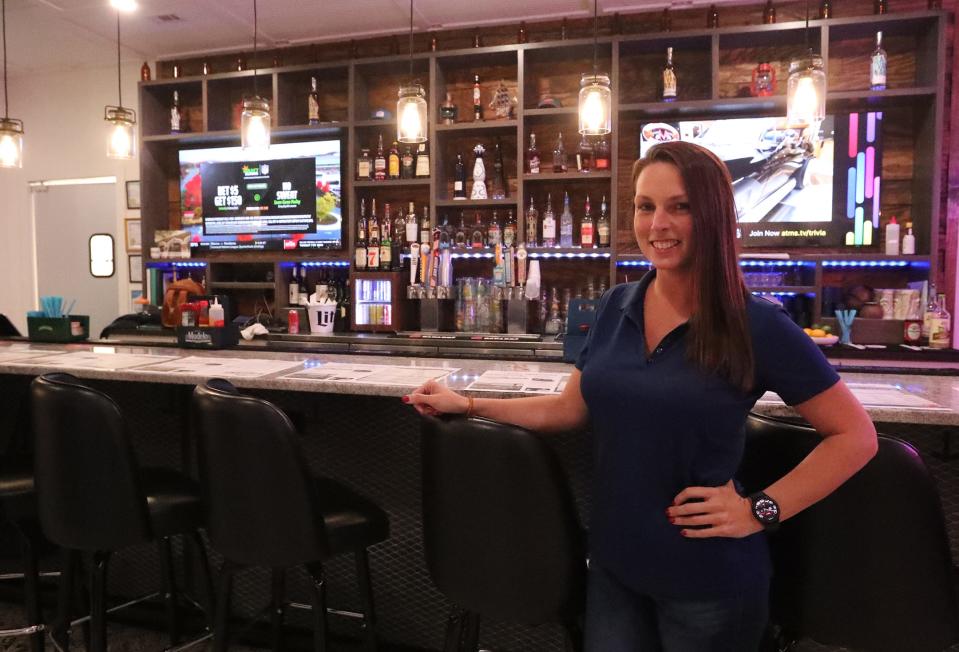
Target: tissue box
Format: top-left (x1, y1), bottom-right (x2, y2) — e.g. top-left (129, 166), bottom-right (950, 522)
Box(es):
top-left (27, 315), bottom-right (89, 342)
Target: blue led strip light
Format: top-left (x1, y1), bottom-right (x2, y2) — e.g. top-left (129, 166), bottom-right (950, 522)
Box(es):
top-left (280, 261), bottom-right (351, 267)
top-left (144, 261), bottom-right (207, 268)
top-left (822, 260), bottom-right (917, 268)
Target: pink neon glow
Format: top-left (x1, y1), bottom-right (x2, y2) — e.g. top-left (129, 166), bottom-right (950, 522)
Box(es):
top-left (848, 114), bottom-right (859, 159)
top-left (872, 177), bottom-right (881, 226)
top-left (865, 147), bottom-right (875, 199)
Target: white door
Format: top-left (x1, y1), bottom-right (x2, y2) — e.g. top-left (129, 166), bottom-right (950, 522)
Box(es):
top-left (34, 182), bottom-right (119, 339)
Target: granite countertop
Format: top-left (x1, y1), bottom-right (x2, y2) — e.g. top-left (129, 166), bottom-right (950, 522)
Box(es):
top-left (1, 341), bottom-right (956, 426)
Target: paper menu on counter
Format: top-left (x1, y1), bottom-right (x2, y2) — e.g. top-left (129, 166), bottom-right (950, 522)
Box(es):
top-left (137, 356), bottom-right (302, 378)
top-left (1, 351), bottom-right (179, 371)
top-left (465, 370), bottom-right (569, 394)
top-left (759, 383), bottom-right (947, 410)
top-left (284, 362), bottom-right (457, 386)
top-left (0, 351), bottom-right (58, 364)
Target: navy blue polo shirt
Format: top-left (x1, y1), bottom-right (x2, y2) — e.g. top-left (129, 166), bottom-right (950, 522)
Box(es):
top-left (576, 270), bottom-right (839, 599)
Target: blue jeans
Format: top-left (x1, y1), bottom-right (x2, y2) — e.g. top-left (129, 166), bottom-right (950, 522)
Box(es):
top-left (584, 564), bottom-right (769, 652)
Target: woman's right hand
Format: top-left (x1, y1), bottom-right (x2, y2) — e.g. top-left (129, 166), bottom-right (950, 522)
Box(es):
top-left (404, 378), bottom-right (470, 417)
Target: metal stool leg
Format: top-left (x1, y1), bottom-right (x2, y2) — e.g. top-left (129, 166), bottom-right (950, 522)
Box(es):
top-left (89, 551), bottom-right (110, 652)
top-left (16, 522), bottom-right (45, 652)
top-left (213, 560), bottom-right (237, 652)
top-left (157, 536), bottom-right (181, 646)
top-left (50, 549), bottom-right (76, 652)
top-left (354, 549), bottom-right (378, 652)
top-left (192, 531), bottom-right (215, 630)
top-left (270, 568), bottom-right (286, 652)
top-left (305, 562), bottom-right (327, 652)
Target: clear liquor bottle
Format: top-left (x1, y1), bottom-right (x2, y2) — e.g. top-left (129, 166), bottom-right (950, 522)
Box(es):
top-left (471, 212), bottom-right (486, 248)
top-left (454, 212), bottom-right (468, 247)
top-left (597, 195), bottom-right (611, 247)
top-left (663, 47), bottom-right (677, 102)
top-left (503, 210), bottom-right (516, 247)
top-left (525, 196), bottom-right (539, 247)
top-left (542, 194), bottom-right (557, 247)
top-left (405, 202), bottom-right (418, 251)
top-left (487, 211), bottom-right (502, 247)
top-left (870, 31), bottom-right (887, 91)
top-left (552, 132), bottom-right (567, 173)
top-left (929, 294), bottom-right (952, 349)
top-left (355, 198), bottom-right (368, 270)
top-left (559, 192), bottom-right (574, 247)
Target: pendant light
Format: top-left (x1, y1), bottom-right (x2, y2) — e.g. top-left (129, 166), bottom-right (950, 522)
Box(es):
top-left (0, 0), bottom-right (24, 168)
top-left (105, 9), bottom-right (136, 160)
top-left (786, 0), bottom-right (825, 129)
top-left (578, 0), bottom-right (612, 136)
top-left (397, 0), bottom-right (427, 143)
top-left (241, 0), bottom-right (270, 149)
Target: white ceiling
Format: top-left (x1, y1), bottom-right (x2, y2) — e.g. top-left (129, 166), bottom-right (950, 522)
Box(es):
top-left (3, 0), bottom-right (730, 75)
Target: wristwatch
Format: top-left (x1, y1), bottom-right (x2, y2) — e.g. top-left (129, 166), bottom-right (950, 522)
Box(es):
top-left (748, 491), bottom-right (781, 532)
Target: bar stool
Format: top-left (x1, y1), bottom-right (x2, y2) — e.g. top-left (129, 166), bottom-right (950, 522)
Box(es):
top-left (30, 373), bottom-right (213, 652)
top-left (191, 379), bottom-right (389, 652)
top-left (420, 415), bottom-right (587, 651)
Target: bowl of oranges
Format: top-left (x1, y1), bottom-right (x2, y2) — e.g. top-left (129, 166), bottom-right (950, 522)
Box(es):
top-left (803, 324), bottom-right (839, 346)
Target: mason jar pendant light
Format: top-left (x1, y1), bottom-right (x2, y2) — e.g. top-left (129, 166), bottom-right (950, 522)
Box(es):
top-left (241, 0), bottom-right (271, 149)
top-left (786, 0), bottom-right (826, 129)
top-left (0, 0), bottom-right (24, 168)
top-left (578, 0), bottom-right (612, 136)
top-left (105, 8), bottom-right (136, 160)
top-left (397, 0), bottom-right (427, 143)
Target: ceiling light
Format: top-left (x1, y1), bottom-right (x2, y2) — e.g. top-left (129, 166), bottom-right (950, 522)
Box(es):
top-left (241, 0), bottom-right (271, 149)
top-left (109, 0), bottom-right (138, 12)
top-left (105, 9), bottom-right (136, 159)
top-left (0, 0), bottom-right (23, 169)
top-left (397, 0), bottom-right (427, 143)
top-left (578, 0), bottom-right (611, 136)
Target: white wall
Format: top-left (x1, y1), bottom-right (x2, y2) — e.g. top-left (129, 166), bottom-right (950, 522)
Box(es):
top-left (0, 61), bottom-right (143, 333)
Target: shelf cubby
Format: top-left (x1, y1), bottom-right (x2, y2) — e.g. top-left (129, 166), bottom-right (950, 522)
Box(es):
top-left (276, 65), bottom-right (349, 126)
top-left (619, 35), bottom-right (713, 105)
top-left (141, 80), bottom-right (203, 137)
top-left (522, 42), bottom-right (612, 111)
top-left (206, 73), bottom-right (274, 132)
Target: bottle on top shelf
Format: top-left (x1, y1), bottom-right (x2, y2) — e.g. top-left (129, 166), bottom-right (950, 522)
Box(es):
top-left (518, 21), bottom-right (528, 44)
top-left (819, 0), bottom-right (833, 18)
top-left (415, 143), bottom-right (430, 177)
top-left (576, 135), bottom-right (593, 173)
top-left (928, 294), bottom-right (952, 349)
top-left (553, 132), bottom-right (568, 173)
top-left (170, 90), bottom-right (183, 133)
top-left (298, 266), bottom-right (309, 299)
top-left (140, 61), bottom-right (151, 81)
top-left (707, 4), bottom-right (720, 27)
top-left (581, 196), bottom-right (595, 248)
top-left (542, 194), bottom-right (556, 247)
top-left (374, 134), bottom-right (387, 181)
top-left (400, 144), bottom-right (415, 179)
top-left (560, 192), bottom-right (574, 247)
top-left (526, 196), bottom-right (539, 247)
top-left (308, 76), bottom-right (320, 125)
top-left (873, 0), bottom-right (887, 14)
top-left (453, 153), bottom-right (468, 199)
top-left (597, 195), bottom-right (611, 247)
top-left (388, 140), bottom-right (401, 180)
top-left (473, 74), bottom-right (483, 121)
top-left (595, 137), bottom-right (610, 171)
top-left (763, 0), bottom-right (776, 23)
top-left (662, 48), bottom-right (677, 102)
top-left (526, 133), bottom-right (541, 174)
top-left (870, 31), bottom-right (887, 91)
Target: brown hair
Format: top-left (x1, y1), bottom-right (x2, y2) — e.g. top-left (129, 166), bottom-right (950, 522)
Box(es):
top-left (632, 141), bottom-right (754, 392)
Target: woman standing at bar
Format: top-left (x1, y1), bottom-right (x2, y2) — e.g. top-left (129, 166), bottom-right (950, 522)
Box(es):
top-left (405, 141), bottom-right (877, 651)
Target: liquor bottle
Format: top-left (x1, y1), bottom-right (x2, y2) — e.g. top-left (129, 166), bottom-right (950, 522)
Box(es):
top-left (870, 32), bottom-right (887, 91)
top-left (235, 56), bottom-right (246, 72)
top-left (439, 214), bottom-right (452, 248)
top-left (818, 0), bottom-right (833, 16)
top-left (380, 204), bottom-right (392, 271)
top-left (560, 18), bottom-right (569, 40)
top-left (405, 202), bottom-right (418, 252)
top-left (172, 61), bottom-right (181, 78)
top-left (368, 200), bottom-right (381, 269)
top-left (491, 141), bottom-right (507, 199)
top-left (923, 284), bottom-right (938, 340)
top-left (299, 266), bottom-right (310, 300)
top-left (308, 76), bottom-right (320, 125)
top-left (504, 210), bottom-right (516, 247)
top-left (393, 206), bottom-right (406, 260)
top-left (542, 194), bottom-right (557, 248)
top-left (388, 140), bottom-right (401, 179)
top-left (526, 196), bottom-right (539, 247)
top-left (430, 34), bottom-right (438, 51)
top-left (763, 0), bottom-right (776, 23)
top-left (581, 195), bottom-right (595, 248)
top-left (545, 287), bottom-right (563, 334)
top-left (401, 144), bottom-right (415, 179)
top-left (661, 8), bottom-right (672, 31)
top-left (560, 192), bottom-right (574, 247)
top-left (526, 133), bottom-right (541, 174)
top-left (453, 153), bottom-right (468, 199)
top-left (471, 212), bottom-right (486, 248)
top-left (553, 132), bottom-right (568, 173)
top-left (357, 148), bottom-right (372, 180)
top-left (201, 61), bottom-right (210, 75)
top-left (707, 4), bottom-right (720, 27)
top-left (874, 0), bottom-right (887, 14)
top-left (597, 195), bottom-right (611, 247)
top-left (170, 90), bottom-right (183, 133)
top-left (663, 47), bottom-right (677, 102)
top-left (289, 264), bottom-right (301, 305)
top-left (576, 134), bottom-right (593, 173)
top-left (594, 137), bottom-right (610, 171)
top-left (140, 61), bottom-right (151, 81)
top-left (420, 206), bottom-right (432, 246)
top-left (356, 198), bottom-right (369, 270)
top-left (455, 212), bottom-right (468, 247)
top-left (374, 134), bottom-right (387, 181)
top-left (518, 21), bottom-right (528, 44)
top-left (488, 211), bottom-right (502, 247)
top-left (473, 28), bottom-right (482, 48)
top-left (929, 294), bottom-right (952, 349)
top-left (415, 142), bottom-right (430, 177)
top-left (473, 75), bottom-right (483, 121)
top-left (440, 92), bottom-right (458, 124)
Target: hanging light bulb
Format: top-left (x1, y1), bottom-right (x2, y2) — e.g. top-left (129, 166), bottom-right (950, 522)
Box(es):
top-left (0, 0), bottom-right (23, 169)
top-left (105, 10), bottom-right (137, 159)
top-left (397, 0), bottom-right (427, 143)
top-left (786, 55), bottom-right (825, 129)
top-left (241, 0), bottom-right (270, 149)
top-left (578, 0), bottom-right (612, 136)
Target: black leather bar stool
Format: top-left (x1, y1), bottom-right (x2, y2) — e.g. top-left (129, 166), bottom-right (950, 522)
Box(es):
top-left (191, 379), bottom-right (389, 652)
top-left (30, 373), bottom-right (213, 652)
top-left (740, 413), bottom-right (959, 652)
top-left (420, 415), bottom-right (587, 652)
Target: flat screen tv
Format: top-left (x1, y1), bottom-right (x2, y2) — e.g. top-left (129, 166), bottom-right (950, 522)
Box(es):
top-left (179, 140), bottom-right (343, 252)
top-left (639, 113), bottom-right (883, 249)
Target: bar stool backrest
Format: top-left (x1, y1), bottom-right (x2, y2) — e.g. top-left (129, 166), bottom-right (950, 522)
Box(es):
top-left (31, 373), bottom-right (151, 550)
top-left (739, 412), bottom-right (959, 652)
top-left (192, 380), bottom-right (327, 566)
top-left (421, 415), bottom-right (586, 624)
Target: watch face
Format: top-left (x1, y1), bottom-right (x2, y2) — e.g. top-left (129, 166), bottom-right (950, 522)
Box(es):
top-left (753, 497), bottom-right (779, 523)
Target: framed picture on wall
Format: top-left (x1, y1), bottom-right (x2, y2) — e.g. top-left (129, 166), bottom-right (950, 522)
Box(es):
top-left (128, 255), bottom-right (143, 283)
top-left (126, 180), bottom-right (141, 210)
top-left (124, 219), bottom-right (141, 252)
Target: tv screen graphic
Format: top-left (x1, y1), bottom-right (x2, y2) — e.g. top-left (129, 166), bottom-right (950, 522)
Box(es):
top-left (638, 114), bottom-right (882, 249)
top-left (179, 140), bottom-right (342, 252)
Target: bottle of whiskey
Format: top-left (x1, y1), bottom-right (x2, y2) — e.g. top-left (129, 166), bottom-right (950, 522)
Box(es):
top-left (367, 201), bottom-right (381, 269)
top-left (581, 195), bottom-right (595, 248)
top-left (526, 133), bottom-right (541, 174)
top-left (140, 61), bottom-right (151, 81)
top-left (663, 48), bottom-right (678, 102)
top-left (453, 153), bottom-right (467, 199)
top-left (504, 210), bottom-right (516, 247)
top-left (356, 198), bottom-right (369, 270)
top-left (553, 132), bottom-right (568, 173)
top-left (595, 137), bottom-right (610, 171)
top-left (597, 195), bottom-right (611, 247)
top-left (393, 206), bottom-right (406, 260)
top-left (518, 22), bottom-right (528, 43)
top-left (455, 212), bottom-right (468, 247)
top-left (763, 0), bottom-right (776, 23)
top-left (488, 211), bottom-right (502, 247)
top-left (870, 32), bottom-right (887, 90)
top-left (401, 144), bottom-right (415, 179)
top-left (819, 0), bottom-right (833, 17)
top-left (388, 140), bottom-right (401, 179)
top-left (170, 91), bottom-right (183, 133)
top-left (440, 92), bottom-right (458, 124)
top-left (929, 294), bottom-right (952, 349)
top-left (560, 192), bottom-right (574, 247)
top-left (542, 194), bottom-right (557, 247)
top-left (471, 212), bottom-right (486, 248)
top-left (404, 202), bottom-right (417, 252)
top-left (491, 141), bottom-right (507, 199)
top-left (420, 206), bottom-right (432, 246)
top-left (308, 76), bottom-right (320, 125)
top-left (923, 283), bottom-right (939, 340)
top-left (576, 134), bottom-right (593, 173)
top-left (707, 4), bottom-right (720, 27)
top-left (526, 196), bottom-right (539, 247)
top-left (415, 142), bottom-right (430, 177)
top-left (380, 204), bottom-right (392, 271)
top-left (374, 134), bottom-right (387, 181)
top-left (473, 75), bottom-right (483, 121)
